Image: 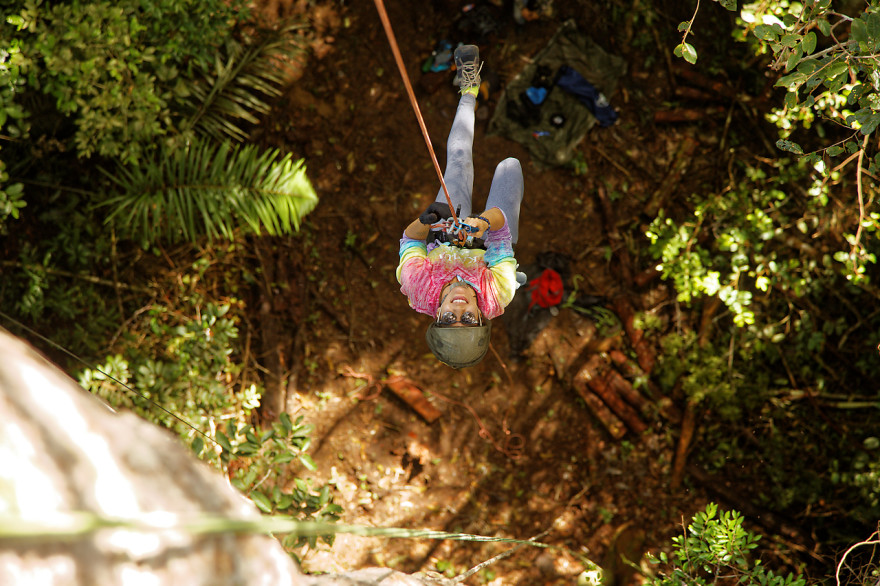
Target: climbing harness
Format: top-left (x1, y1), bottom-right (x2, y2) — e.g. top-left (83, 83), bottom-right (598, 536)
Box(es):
top-left (430, 217), bottom-right (485, 248)
top-left (372, 0), bottom-right (460, 224)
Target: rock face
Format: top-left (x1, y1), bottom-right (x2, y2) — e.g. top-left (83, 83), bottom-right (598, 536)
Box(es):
top-left (0, 329), bottom-right (435, 586)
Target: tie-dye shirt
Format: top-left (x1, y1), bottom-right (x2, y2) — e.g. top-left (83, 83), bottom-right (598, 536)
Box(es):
top-left (396, 214), bottom-right (518, 320)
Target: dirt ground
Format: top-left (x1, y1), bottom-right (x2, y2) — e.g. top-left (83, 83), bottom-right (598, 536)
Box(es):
top-left (248, 0), bottom-right (725, 583)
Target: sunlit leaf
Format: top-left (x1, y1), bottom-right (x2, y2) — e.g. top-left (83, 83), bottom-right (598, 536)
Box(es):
top-left (675, 42), bottom-right (698, 64)
top-left (824, 61), bottom-right (849, 79)
top-left (215, 430), bottom-right (233, 452)
top-left (299, 453), bottom-right (317, 471)
top-left (776, 139), bottom-right (804, 154)
top-left (780, 34), bottom-right (799, 48)
top-left (775, 71), bottom-right (806, 89)
top-left (250, 490), bottom-right (274, 514)
top-left (101, 139), bottom-right (318, 244)
top-left (754, 24), bottom-right (777, 41)
top-left (801, 31), bottom-right (817, 54)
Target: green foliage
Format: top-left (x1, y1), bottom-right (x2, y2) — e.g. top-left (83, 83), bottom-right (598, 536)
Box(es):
top-left (2, 0), bottom-right (313, 246)
top-left (0, 18), bottom-right (29, 232)
top-left (655, 331), bottom-right (740, 418)
top-left (79, 296), bottom-right (256, 432)
top-left (101, 139), bottom-right (318, 244)
top-left (646, 157), bottom-right (846, 327)
top-left (648, 503), bottom-right (806, 586)
top-left (646, 149), bottom-right (880, 530)
top-left (17, 0), bottom-right (250, 164)
top-left (78, 293), bottom-right (340, 548)
top-left (212, 414), bottom-right (342, 550)
top-left (177, 22), bottom-right (303, 143)
top-left (675, 0), bottom-right (880, 174)
top-left (741, 0), bottom-right (880, 159)
top-left (1, 191), bottom-right (121, 355)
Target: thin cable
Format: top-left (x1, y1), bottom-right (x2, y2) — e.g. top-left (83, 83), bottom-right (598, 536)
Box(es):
top-left (0, 309), bottom-right (219, 448)
top-left (372, 0), bottom-right (458, 223)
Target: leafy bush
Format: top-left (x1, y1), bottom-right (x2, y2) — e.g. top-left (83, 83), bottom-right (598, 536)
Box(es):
top-left (17, 0), bottom-right (250, 164)
top-left (215, 415), bottom-right (342, 552)
top-left (646, 147), bottom-right (880, 532)
top-left (3, 0), bottom-right (312, 245)
top-left (79, 294), bottom-right (340, 548)
top-left (0, 20), bottom-right (29, 231)
top-left (648, 503), bottom-right (806, 585)
top-left (646, 157), bottom-right (853, 328)
top-left (79, 297), bottom-right (257, 433)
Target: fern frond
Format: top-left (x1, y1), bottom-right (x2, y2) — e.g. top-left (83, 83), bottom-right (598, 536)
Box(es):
top-left (100, 138), bottom-right (318, 244)
top-left (178, 22), bottom-right (306, 142)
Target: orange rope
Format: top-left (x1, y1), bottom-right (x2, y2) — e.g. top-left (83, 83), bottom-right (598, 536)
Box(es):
top-left (372, 0), bottom-right (458, 223)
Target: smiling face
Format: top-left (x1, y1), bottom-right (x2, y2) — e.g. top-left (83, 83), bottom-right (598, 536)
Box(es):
top-left (437, 280), bottom-right (481, 327)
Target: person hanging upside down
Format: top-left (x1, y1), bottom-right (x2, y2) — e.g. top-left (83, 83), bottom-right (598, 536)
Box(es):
top-left (397, 45), bottom-right (525, 368)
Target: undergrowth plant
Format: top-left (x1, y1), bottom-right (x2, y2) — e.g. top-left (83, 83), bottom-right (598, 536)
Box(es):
top-left (16, 0), bottom-right (251, 164)
top-left (0, 27), bottom-right (27, 233)
top-left (78, 290), bottom-right (340, 552)
top-left (648, 503), bottom-right (806, 585)
top-left (647, 149), bottom-right (880, 536)
top-left (1, 0), bottom-right (315, 247)
top-left (0, 4), bottom-right (323, 530)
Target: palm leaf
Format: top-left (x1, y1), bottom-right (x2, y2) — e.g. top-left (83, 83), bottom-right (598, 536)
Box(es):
top-left (100, 138), bottom-right (318, 244)
top-left (178, 22), bottom-right (306, 143)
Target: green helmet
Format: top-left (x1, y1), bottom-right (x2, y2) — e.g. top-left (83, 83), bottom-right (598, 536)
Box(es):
top-left (425, 320), bottom-right (492, 369)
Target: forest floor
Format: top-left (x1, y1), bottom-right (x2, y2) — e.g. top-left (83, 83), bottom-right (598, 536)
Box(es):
top-left (236, 0), bottom-right (791, 584)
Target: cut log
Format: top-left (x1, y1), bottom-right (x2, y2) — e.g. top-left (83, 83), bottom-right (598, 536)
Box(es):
top-left (670, 401), bottom-right (698, 490)
top-left (604, 366), bottom-right (649, 414)
top-left (572, 366), bottom-right (627, 440)
top-left (608, 349), bottom-right (681, 423)
top-left (575, 355), bottom-right (647, 435)
top-left (384, 376), bottom-right (443, 423)
top-left (611, 297), bottom-right (656, 374)
top-left (652, 108), bottom-right (726, 124)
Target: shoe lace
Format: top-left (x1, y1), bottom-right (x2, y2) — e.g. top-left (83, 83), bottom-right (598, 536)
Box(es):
top-left (458, 60), bottom-right (483, 89)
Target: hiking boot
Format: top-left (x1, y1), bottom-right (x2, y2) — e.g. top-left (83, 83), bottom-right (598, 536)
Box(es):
top-left (453, 44), bottom-right (482, 96)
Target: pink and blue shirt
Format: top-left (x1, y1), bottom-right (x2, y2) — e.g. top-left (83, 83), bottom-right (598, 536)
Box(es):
top-left (396, 215), bottom-right (518, 319)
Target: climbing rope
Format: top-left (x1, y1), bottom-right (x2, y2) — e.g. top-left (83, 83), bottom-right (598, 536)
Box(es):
top-left (372, 0), bottom-right (459, 224)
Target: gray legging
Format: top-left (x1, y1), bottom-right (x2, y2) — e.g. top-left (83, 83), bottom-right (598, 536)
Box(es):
top-left (434, 94), bottom-right (524, 244)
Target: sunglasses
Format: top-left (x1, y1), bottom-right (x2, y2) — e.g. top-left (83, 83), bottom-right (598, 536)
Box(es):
top-left (437, 310), bottom-right (481, 326)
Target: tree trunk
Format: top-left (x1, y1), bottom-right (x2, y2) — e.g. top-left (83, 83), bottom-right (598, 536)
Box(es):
top-left (0, 328), bottom-right (443, 586)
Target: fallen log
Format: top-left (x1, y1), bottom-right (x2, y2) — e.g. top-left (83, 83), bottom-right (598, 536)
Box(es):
top-left (673, 86), bottom-right (722, 102)
top-left (670, 401), bottom-right (698, 490)
top-left (576, 355), bottom-right (647, 435)
top-left (604, 365), bottom-right (649, 415)
top-left (672, 64), bottom-right (739, 100)
top-left (572, 366), bottom-right (627, 439)
top-left (611, 297), bottom-right (656, 375)
top-left (608, 349), bottom-right (681, 423)
top-left (653, 107), bottom-right (726, 124)
top-left (385, 376), bottom-right (443, 423)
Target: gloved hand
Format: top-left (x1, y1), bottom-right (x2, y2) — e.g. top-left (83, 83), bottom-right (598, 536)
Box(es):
top-left (419, 202), bottom-right (453, 225)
